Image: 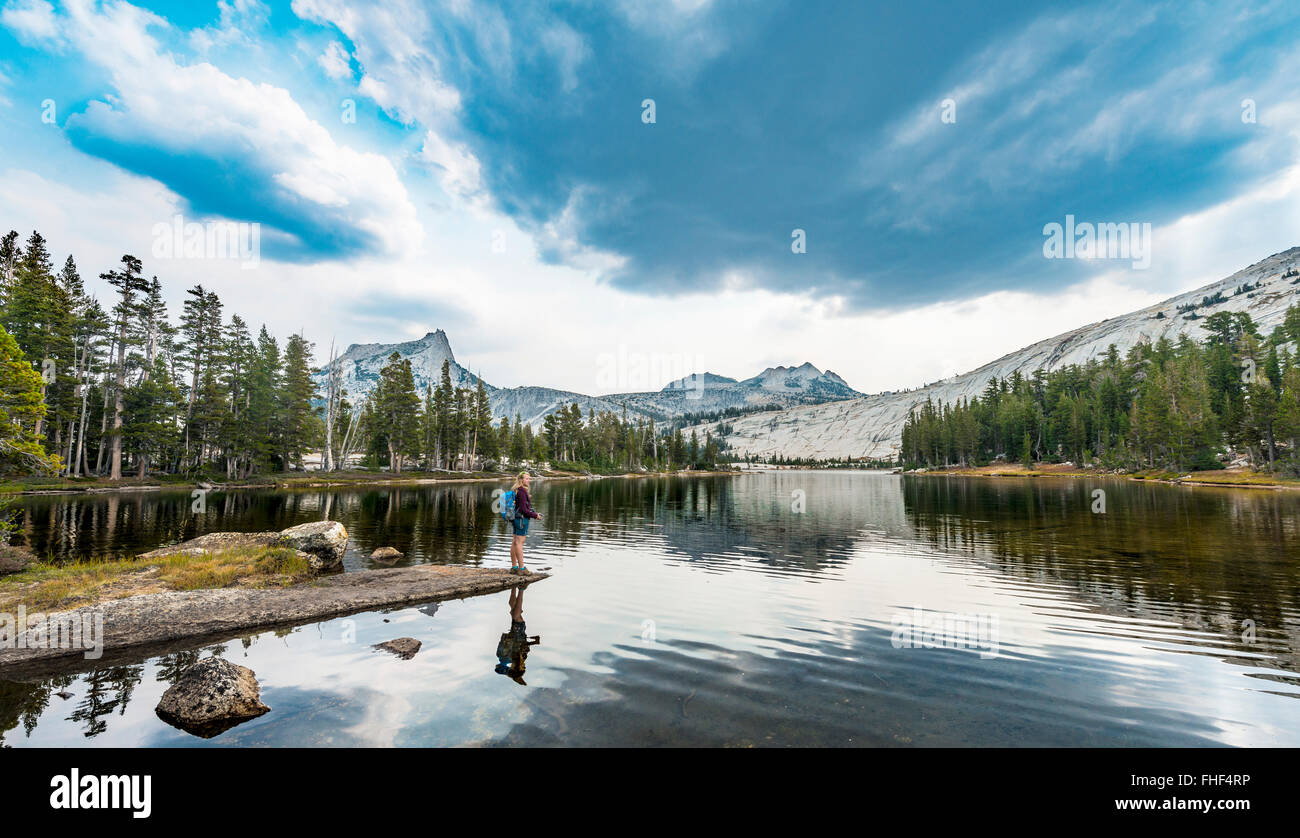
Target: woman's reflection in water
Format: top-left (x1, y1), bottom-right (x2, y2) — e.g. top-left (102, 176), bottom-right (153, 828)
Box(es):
top-left (495, 585), bottom-right (541, 685)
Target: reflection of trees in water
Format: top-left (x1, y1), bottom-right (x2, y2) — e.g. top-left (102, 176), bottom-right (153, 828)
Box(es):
top-left (0, 674), bottom-right (74, 742)
top-left (902, 477), bottom-right (1300, 666)
top-left (67, 665), bottom-right (145, 738)
top-left (154, 649), bottom-right (208, 685)
top-left (341, 486), bottom-right (498, 565)
top-left (531, 474), bottom-right (887, 574)
top-left (14, 491), bottom-right (198, 563)
top-left (18, 475), bottom-right (898, 572)
top-left (14, 489), bottom-right (331, 563)
top-left (1, 656), bottom-right (187, 744)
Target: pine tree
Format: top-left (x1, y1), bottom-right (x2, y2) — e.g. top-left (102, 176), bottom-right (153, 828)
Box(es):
top-left (280, 333), bottom-right (319, 469)
top-left (370, 352), bottom-right (421, 472)
top-left (102, 254), bottom-right (147, 480)
top-left (0, 324), bottom-right (57, 473)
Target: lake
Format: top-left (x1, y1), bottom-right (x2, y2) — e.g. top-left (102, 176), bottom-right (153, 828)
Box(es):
top-left (2, 471), bottom-right (1298, 746)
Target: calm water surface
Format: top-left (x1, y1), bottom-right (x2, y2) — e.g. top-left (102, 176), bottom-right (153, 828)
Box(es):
top-left (2, 471), bottom-right (1298, 746)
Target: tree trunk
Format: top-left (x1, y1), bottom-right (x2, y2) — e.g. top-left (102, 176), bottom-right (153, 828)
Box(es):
top-left (109, 320), bottom-right (128, 480)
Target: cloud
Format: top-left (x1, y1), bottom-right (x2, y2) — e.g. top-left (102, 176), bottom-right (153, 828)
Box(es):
top-left (416, 130), bottom-right (484, 206)
top-left (863, 2), bottom-right (1300, 227)
top-left (292, 0), bottom-right (462, 126)
top-left (189, 0), bottom-right (269, 52)
top-left (0, 0), bottom-right (58, 44)
top-left (284, 0), bottom-right (1300, 311)
top-left (538, 21), bottom-right (587, 94)
top-left (3, 0), bottom-right (421, 262)
top-left (318, 39), bottom-right (351, 80)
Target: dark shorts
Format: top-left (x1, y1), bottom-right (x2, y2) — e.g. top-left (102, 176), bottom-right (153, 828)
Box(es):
top-left (512, 516), bottom-right (530, 537)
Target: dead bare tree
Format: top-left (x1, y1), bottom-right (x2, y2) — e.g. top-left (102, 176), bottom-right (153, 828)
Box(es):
top-left (337, 398), bottom-right (365, 471)
top-left (323, 339), bottom-right (344, 471)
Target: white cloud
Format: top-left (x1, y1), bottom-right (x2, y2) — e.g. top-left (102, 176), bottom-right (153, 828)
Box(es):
top-left (863, 1), bottom-right (1300, 226)
top-left (190, 0), bottom-right (269, 52)
top-left (0, 0), bottom-right (60, 44)
top-left (416, 130), bottom-right (484, 206)
top-left (318, 39), bottom-right (351, 80)
top-left (27, 0), bottom-right (422, 259)
top-left (5, 0), bottom-right (1298, 408)
top-left (292, 0), bottom-right (462, 126)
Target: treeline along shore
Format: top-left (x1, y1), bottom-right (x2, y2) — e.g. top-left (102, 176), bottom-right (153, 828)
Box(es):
top-left (0, 228), bottom-right (731, 497)
top-left (900, 303), bottom-right (1300, 481)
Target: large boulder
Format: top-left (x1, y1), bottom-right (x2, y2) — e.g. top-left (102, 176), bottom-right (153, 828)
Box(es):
top-left (275, 521), bottom-right (349, 571)
top-left (155, 657), bottom-right (270, 738)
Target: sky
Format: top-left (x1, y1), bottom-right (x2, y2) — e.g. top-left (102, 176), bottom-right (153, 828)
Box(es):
top-left (1, 0), bottom-right (1298, 396)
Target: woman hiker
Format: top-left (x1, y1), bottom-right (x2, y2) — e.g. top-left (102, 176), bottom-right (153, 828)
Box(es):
top-left (510, 471), bottom-right (541, 575)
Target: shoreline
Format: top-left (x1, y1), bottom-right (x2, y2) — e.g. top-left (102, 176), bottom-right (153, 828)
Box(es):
top-left (0, 565), bottom-right (548, 678)
top-left (1, 467), bottom-right (742, 497)
top-left (903, 465), bottom-right (1300, 491)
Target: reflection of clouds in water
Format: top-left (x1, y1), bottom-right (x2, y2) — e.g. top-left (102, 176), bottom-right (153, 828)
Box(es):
top-left (4, 474), bottom-right (1299, 747)
top-left (485, 629), bottom-right (1225, 747)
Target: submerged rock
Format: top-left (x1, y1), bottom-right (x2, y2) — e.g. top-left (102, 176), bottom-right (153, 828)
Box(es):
top-left (374, 637), bottom-right (421, 660)
top-left (155, 657), bottom-right (270, 738)
top-left (370, 546), bottom-right (403, 563)
top-left (276, 521), bottom-right (349, 571)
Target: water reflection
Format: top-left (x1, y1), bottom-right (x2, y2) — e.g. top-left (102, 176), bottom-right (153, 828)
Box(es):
top-left (901, 476), bottom-right (1300, 675)
top-left (2, 472), bottom-right (1297, 747)
top-left (495, 586), bottom-right (541, 686)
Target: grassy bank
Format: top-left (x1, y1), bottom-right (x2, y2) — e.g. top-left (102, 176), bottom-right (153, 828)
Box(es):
top-left (907, 463), bottom-right (1300, 489)
top-left (0, 546), bottom-right (313, 612)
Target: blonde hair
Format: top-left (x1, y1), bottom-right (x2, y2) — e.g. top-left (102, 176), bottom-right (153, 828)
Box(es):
top-left (511, 472), bottom-right (529, 490)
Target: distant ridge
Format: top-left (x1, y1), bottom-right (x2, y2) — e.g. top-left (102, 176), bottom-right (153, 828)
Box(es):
top-left (693, 246), bottom-right (1300, 460)
top-left (314, 336), bottom-right (860, 428)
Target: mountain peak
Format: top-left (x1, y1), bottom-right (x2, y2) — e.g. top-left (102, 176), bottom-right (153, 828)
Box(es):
top-left (661, 371), bottom-right (739, 392)
top-left (317, 328), bottom-right (482, 401)
top-left (737, 362), bottom-right (858, 396)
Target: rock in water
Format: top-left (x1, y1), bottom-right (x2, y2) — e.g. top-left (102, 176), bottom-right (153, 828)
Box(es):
top-left (370, 546), bottom-right (403, 563)
top-left (276, 521), bottom-right (349, 571)
top-left (374, 637), bottom-right (421, 660)
top-left (156, 657), bottom-right (270, 738)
